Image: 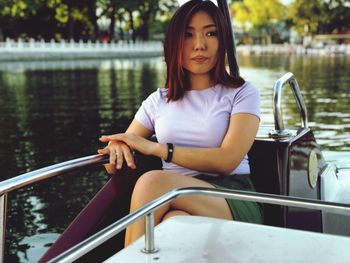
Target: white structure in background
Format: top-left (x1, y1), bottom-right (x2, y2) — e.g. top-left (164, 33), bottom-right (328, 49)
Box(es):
top-left (236, 43), bottom-right (350, 56)
top-left (1, 38), bottom-right (349, 60)
top-left (0, 38), bottom-right (163, 60)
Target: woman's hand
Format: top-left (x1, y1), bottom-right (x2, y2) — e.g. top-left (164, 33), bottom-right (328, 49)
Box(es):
top-left (97, 139), bottom-right (136, 174)
top-left (98, 133), bottom-right (161, 174)
top-left (99, 133), bottom-right (157, 156)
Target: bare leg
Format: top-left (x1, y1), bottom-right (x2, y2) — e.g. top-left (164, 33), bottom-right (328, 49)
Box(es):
top-left (124, 170), bottom-right (233, 246)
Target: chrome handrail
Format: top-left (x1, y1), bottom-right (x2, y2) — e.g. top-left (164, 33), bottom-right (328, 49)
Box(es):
top-left (0, 154), bottom-right (108, 263)
top-left (269, 72), bottom-right (309, 138)
top-left (50, 187), bottom-right (350, 263)
top-left (0, 154), bottom-right (108, 196)
top-left (0, 194), bottom-right (6, 263)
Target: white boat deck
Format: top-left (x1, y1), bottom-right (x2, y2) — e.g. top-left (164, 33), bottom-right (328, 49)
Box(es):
top-left (106, 216), bottom-right (350, 263)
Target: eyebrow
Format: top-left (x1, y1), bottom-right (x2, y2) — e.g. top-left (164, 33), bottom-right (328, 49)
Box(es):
top-left (186, 24), bottom-right (217, 30)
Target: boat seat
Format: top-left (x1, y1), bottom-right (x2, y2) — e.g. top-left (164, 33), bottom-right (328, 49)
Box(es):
top-left (248, 138), bottom-right (284, 226)
top-left (248, 128), bottom-right (325, 232)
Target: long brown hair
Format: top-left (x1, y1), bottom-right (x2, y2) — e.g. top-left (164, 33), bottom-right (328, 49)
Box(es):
top-left (164, 0), bottom-right (245, 101)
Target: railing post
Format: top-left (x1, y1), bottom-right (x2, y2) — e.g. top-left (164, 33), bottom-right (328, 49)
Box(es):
top-left (142, 212), bottom-right (159, 254)
top-left (0, 194), bottom-right (7, 263)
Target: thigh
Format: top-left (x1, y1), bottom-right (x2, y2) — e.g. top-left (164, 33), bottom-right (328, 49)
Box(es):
top-left (133, 171), bottom-right (234, 220)
top-left (194, 174), bottom-right (263, 223)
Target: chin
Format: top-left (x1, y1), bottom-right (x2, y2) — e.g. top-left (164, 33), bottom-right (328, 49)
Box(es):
top-left (188, 66), bottom-right (213, 75)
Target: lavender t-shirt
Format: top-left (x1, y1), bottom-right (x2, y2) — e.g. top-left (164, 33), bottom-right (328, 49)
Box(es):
top-left (135, 81), bottom-right (260, 176)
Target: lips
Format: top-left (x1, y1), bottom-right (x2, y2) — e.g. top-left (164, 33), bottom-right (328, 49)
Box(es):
top-left (192, 56), bottom-right (208, 63)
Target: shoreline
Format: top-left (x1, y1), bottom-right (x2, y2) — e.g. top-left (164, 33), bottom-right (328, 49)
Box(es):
top-left (1, 39), bottom-right (350, 61)
top-left (0, 51), bottom-right (163, 61)
top-left (236, 44), bottom-right (350, 56)
top-left (0, 56), bottom-right (165, 72)
top-left (0, 40), bottom-right (163, 61)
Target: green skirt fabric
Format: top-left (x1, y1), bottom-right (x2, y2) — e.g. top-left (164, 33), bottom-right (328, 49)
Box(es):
top-left (194, 174), bottom-right (263, 224)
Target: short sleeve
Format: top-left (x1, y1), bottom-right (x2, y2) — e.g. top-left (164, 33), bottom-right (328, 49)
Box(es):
top-left (134, 89), bottom-right (162, 131)
top-left (231, 82), bottom-right (260, 119)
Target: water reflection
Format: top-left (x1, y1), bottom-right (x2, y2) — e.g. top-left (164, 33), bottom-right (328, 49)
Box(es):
top-left (239, 55), bottom-right (350, 153)
top-left (0, 57), bottom-right (167, 262)
top-left (0, 55), bottom-right (349, 261)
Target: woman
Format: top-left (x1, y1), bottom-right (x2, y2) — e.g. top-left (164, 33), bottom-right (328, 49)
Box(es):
top-left (98, 0), bottom-right (262, 246)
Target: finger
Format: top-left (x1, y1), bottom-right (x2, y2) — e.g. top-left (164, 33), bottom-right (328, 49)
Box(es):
top-left (99, 134), bottom-right (122, 142)
top-left (122, 147), bottom-right (136, 169)
top-left (110, 149), bottom-right (116, 165)
top-left (104, 163), bottom-right (116, 175)
top-left (97, 147), bottom-right (109, 154)
top-left (116, 150), bottom-right (124, 170)
top-left (99, 135), bottom-right (112, 142)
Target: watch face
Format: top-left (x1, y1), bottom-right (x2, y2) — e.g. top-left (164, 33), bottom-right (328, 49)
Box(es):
top-left (308, 149), bottom-right (318, 188)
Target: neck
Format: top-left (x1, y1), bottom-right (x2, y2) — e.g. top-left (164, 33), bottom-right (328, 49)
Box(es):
top-left (188, 73), bottom-right (214, 90)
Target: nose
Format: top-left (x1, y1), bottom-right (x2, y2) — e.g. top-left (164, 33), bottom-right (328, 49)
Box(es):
top-left (193, 34), bottom-right (206, 51)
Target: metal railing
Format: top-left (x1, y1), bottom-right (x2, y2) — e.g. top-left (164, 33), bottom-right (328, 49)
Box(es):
top-left (50, 186), bottom-right (350, 263)
top-left (269, 72), bottom-right (309, 138)
top-left (0, 154), bottom-right (108, 263)
top-left (0, 39), bottom-right (163, 54)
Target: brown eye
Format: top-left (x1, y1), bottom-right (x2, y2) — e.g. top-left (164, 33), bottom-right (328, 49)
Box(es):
top-left (185, 31), bottom-right (192, 38)
top-left (206, 31), bottom-right (218, 37)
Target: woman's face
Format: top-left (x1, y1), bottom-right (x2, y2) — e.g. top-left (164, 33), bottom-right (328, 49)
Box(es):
top-left (182, 11), bottom-right (219, 77)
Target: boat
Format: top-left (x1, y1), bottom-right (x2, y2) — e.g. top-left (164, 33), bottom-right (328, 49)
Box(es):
top-left (0, 0), bottom-right (350, 262)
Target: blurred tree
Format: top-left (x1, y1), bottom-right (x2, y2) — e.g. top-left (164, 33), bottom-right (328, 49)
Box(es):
top-left (328, 0), bottom-right (350, 33)
top-left (136, 0), bottom-right (160, 40)
top-left (0, 0), bottom-right (44, 39)
top-left (97, 0), bottom-right (118, 41)
top-left (86, 0), bottom-right (99, 40)
top-left (288, 0), bottom-right (324, 35)
top-left (96, 0), bottom-right (177, 42)
top-left (49, 0), bottom-right (95, 40)
top-left (149, 0), bottom-right (177, 40)
top-left (0, 0), bottom-right (43, 18)
top-left (288, 0), bottom-right (350, 35)
top-left (0, 0), bottom-right (93, 40)
top-left (231, 0), bottom-right (287, 44)
top-left (96, 0), bottom-right (138, 42)
top-left (0, 0), bottom-right (178, 41)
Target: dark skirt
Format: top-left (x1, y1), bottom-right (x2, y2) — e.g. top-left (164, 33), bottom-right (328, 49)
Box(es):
top-left (194, 174), bottom-right (263, 224)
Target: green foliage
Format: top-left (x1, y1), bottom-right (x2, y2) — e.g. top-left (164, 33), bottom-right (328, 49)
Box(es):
top-left (96, 0), bottom-right (177, 41)
top-left (288, 0), bottom-right (350, 35)
top-left (54, 3), bottom-right (68, 23)
top-left (231, 0), bottom-right (286, 30)
top-left (0, 0), bottom-right (173, 41)
top-left (288, 0), bottom-right (324, 35)
top-left (1, 0), bottom-right (349, 41)
top-left (0, 0), bottom-right (43, 18)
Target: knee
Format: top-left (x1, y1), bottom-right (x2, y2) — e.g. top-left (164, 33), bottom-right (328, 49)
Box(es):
top-left (131, 170), bottom-right (165, 204)
top-left (134, 170), bottom-right (164, 191)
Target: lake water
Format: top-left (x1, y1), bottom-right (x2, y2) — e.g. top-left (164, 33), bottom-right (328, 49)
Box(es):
top-left (0, 54), bottom-right (349, 262)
